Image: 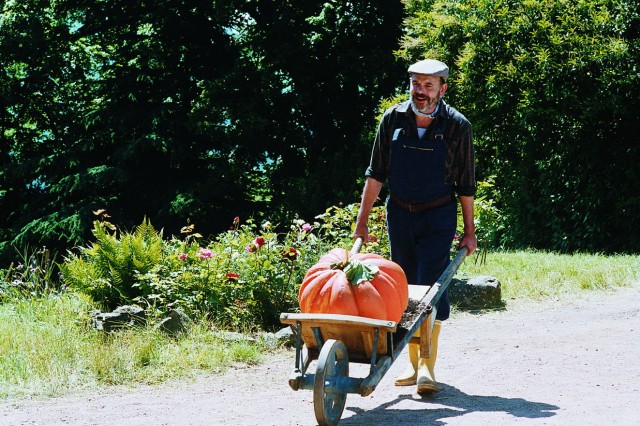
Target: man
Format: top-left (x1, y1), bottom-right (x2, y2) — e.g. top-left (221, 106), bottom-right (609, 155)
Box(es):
top-left (353, 59), bottom-right (477, 394)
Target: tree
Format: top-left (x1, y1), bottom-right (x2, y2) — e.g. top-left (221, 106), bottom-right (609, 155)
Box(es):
top-left (399, 0), bottom-right (640, 252)
top-left (1, 1), bottom-right (406, 260)
top-left (0, 0), bottom-right (89, 255)
top-left (228, 1), bottom-right (406, 220)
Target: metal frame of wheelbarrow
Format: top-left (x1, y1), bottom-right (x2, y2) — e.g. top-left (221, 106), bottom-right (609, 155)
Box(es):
top-left (280, 241), bottom-right (468, 426)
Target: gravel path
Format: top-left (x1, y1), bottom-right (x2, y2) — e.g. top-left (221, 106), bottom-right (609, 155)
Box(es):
top-left (1, 284), bottom-right (639, 426)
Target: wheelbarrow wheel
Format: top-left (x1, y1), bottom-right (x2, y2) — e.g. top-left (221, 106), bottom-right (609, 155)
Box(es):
top-left (314, 339), bottom-right (349, 426)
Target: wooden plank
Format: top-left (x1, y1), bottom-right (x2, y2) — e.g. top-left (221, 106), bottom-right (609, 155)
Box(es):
top-left (408, 284), bottom-right (430, 301)
top-left (280, 313), bottom-right (396, 360)
top-left (419, 313), bottom-right (433, 358)
top-left (280, 313), bottom-right (397, 332)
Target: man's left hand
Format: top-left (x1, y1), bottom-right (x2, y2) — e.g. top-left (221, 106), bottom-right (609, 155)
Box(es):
top-left (458, 233), bottom-right (477, 256)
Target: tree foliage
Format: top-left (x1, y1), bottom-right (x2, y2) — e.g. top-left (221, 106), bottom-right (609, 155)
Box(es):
top-left (4, 0), bottom-right (636, 257)
top-left (400, 0), bottom-right (640, 252)
top-left (228, 1), bottom-right (405, 218)
top-left (0, 1), bottom-right (405, 260)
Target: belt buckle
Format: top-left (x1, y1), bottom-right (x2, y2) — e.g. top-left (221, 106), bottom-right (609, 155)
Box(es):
top-left (409, 203), bottom-right (415, 213)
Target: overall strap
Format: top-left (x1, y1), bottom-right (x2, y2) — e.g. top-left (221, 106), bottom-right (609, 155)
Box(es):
top-left (434, 113), bottom-right (446, 140)
top-left (392, 112), bottom-right (408, 142)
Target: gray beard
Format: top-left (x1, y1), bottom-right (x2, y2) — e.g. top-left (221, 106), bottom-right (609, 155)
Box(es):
top-left (411, 98), bottom-right (440, 118)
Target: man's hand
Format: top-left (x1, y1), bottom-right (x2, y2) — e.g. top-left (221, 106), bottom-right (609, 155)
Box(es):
top-left (458, 233), bottom-right (477, 256)
top-left (352, 224), bottom-right (368, 243)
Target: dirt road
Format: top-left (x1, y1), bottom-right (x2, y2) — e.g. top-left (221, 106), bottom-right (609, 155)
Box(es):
top-left (2, 284), bottom-right (639, 426)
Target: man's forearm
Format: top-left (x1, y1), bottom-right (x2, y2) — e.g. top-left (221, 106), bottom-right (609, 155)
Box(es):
top-left (354, 178), bottom-right (383, 237)
top-left (459, 195), bottom-right (475, 235)
top-left (458, 195), bottom-right (477, 255)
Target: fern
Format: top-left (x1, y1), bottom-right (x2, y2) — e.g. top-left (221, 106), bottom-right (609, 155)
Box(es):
top-left (60, 218), bottom-right (165, 309)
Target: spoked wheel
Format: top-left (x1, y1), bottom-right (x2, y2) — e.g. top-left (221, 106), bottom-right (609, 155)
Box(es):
top-left (314, 339), bottom-right (349, 426)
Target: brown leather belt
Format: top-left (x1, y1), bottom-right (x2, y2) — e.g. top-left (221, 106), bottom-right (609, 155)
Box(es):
top-left (390, 193), bottom-right (455, 213)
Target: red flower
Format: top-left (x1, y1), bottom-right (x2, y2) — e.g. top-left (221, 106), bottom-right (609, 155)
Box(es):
top-left (282, 247), bottom-right (300, 261)
top-left (246, 237), bottom-right (266, 253)
top-left (226, 272), bottom-right (240, 281)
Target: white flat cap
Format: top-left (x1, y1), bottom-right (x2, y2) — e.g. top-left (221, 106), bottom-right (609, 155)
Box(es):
top-left (408, 59), bottom-right (449, 80)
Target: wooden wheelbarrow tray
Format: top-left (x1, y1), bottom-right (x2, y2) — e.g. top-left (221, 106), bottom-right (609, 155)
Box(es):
top-left (280, 245), bottom-right (468, 426)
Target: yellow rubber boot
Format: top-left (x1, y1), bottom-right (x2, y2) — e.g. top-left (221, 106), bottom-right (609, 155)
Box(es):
top-left (394, 341), bottom-right (419, 386)
top-left (417, 320), bottom-right (442, 394)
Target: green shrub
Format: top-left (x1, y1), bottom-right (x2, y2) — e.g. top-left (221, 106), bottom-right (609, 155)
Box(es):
top-left (132, 212), bottom-right (380, 330)
top-left (60, 213), bottom-right (164, 310)
top-left (56, 203), bottom-right (397, 329)
top-left (399, 0), bottom-right (640, 252)
top-left (57, 200), bottom-right (498, 330)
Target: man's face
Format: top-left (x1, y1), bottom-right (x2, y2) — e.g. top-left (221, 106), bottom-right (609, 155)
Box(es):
top-left (410, 74), bottom-right (447, 115)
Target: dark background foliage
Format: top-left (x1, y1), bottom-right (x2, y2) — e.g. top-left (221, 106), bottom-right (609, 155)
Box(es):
top-left (1, 0), bottom-right (639, 261)
top-left (0, 0), bottom-right (404, 259)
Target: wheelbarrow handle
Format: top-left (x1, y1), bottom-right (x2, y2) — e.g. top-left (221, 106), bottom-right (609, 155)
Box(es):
top-left (350, 237), bottom-right (364, 254)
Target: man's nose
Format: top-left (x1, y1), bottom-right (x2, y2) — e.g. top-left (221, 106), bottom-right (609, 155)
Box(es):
top-left (413, 85), bottom-right (426, 94)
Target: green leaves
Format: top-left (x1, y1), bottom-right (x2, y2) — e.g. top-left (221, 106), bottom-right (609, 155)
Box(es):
top-left (61, 217), bottom-right (164, 309)
top-left (400, 0), bottom-right (640, 252)
top-left (54, 201), bottom-right (392, 329)
top-left (1, 0), bottom-right (407, 261)
top-left (341, 259), bottom-right (379, 286)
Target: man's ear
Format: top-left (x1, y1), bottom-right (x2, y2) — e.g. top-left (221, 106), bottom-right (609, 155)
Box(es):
top-left (440, 83), bottom-right (448, 97)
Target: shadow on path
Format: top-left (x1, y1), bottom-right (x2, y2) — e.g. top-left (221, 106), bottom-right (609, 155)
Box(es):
top-left (339, 383), bottom-right (559, 426)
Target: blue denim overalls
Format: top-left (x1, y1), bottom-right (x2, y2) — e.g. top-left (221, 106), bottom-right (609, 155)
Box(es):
top-left (386, 114), bottom-right (457, 320)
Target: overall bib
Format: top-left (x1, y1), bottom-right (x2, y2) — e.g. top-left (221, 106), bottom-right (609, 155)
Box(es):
top-left (386, 117), bottom-right (457, 320)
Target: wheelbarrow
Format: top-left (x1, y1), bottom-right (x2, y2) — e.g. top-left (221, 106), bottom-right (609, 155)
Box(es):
top-left (280, 239), bottom-right (468, 426)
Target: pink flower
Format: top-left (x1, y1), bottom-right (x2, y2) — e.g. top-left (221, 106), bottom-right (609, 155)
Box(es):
top-left (198, 248), bottom-right (213, 260)
top-left (368, 235), bottom-right (378, 243)
top-left (179, 253), bottom-right (188, 260)
top-left (302, 223), bottom-right (312, 231)
top-left (226, 272), bottom-right (239, 281)
top-left (233, 216), bottom-right (240, 225)
top-left (245, 237), bottom-right (265, 253)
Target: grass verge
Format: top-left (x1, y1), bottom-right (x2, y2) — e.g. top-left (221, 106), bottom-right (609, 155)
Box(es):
top-left (0, 293), bottom-right (266, 399)
top-left (457, 250), bottom-right (640, 300)
top-left (1, 250), bottom-right (638, 399)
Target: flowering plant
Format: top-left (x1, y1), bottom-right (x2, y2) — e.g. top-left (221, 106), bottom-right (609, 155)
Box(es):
top-left (58, 203), bottom-right (390, 329)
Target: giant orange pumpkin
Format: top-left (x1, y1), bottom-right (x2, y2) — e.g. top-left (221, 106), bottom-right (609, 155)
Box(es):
top-left (298, 248), bottom-right (409, 323)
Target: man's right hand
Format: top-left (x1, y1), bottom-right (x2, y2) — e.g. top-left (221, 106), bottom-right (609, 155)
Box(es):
top-left (352, 224), bottom-right (368, 243)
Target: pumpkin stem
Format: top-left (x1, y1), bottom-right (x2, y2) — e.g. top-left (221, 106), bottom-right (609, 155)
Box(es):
top-left (342, 259), bottom-right (379, 286)
top-left (329, 250), bottom-right (379, 285)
